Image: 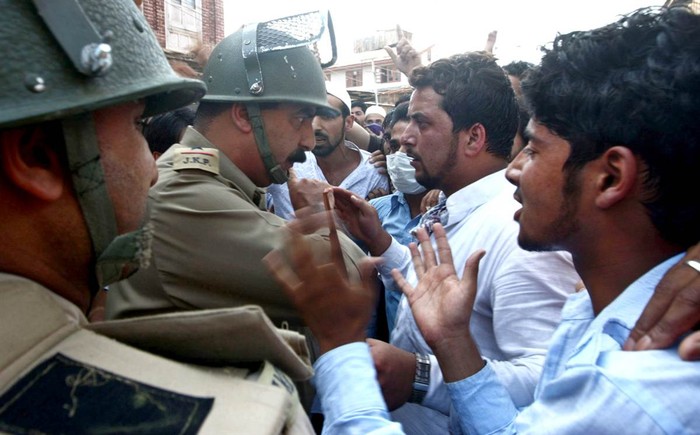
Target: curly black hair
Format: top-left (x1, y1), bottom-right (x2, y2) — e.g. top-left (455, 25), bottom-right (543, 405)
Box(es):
top-left (522, 6), bottom-right (700, 248)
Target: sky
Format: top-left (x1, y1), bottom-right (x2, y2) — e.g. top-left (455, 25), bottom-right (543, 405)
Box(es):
top-left (223, 0), bottom-right (664, 66)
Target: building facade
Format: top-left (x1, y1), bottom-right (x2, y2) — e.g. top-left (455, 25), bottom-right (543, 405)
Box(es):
top-left (139, 0), bottom-right (225, 76)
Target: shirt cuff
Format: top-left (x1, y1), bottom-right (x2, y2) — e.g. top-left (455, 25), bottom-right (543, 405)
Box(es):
top-left (446, 362), bottom-right (519, 434)
top-left (314, 343), bottom-right (391, 424)
top-left (377, 238), bottom-right (411, 277)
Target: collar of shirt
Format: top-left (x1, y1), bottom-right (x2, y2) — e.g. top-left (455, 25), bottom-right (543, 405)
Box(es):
top-left (562, 252), bottom-right (684, 364)
top-left (393, 191), bottom-right (407, 207)
top-left (443, 169), bottom-right (513, 228)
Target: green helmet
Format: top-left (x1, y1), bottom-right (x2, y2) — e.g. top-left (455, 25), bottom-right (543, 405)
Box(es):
top-left (201, 10), bottom-right (338, 184)
top-left (0, 0), bottom-right (206, 287)
top-left (1, 0), bottom-right (205, 128)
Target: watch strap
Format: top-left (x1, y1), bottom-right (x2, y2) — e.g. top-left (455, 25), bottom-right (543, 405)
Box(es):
top-left (408, 353), bottom-right (430, 404)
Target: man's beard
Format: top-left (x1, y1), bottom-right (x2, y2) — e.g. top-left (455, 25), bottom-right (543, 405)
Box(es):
top-left (518, 171), bottom-right (582, 253)
top-left (414, 135), bottom-right (459, 191)
top-left (312, 132), bottom-right (343, 158)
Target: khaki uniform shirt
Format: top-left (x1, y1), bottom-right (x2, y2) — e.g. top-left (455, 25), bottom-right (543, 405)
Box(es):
top-left (106, 127), bottom-right (366, 326)
top-left (0, 273), bottom-right (314, 434)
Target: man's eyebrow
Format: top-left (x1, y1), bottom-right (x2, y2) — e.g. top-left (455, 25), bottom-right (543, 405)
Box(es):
top-left (409, 112), bottom-right (427, 122)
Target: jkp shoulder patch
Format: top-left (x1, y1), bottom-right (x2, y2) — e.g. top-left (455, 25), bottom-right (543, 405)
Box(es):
top-left (173, 147), bottom-right (220, 175)
top-left (0, 354), bottom-right (213, 435)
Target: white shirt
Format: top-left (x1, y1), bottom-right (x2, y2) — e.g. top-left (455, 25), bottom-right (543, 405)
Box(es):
top-left (266, 141), bottom-right (389, 220)
top-left (377, 170), bottom-right (580, 424)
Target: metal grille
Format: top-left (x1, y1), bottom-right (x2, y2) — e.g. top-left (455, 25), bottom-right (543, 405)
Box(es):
top-left (664, 0), bottom-right (700, 13)
top-left (256, 11), bottom-right (326, 53)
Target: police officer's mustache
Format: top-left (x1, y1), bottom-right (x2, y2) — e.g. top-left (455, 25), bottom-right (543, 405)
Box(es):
top-left (288, 148), bottom-right (307, 164)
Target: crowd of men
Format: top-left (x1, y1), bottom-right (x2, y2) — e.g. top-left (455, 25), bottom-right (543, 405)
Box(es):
top-left (1, 1), bottom-right (698, 434)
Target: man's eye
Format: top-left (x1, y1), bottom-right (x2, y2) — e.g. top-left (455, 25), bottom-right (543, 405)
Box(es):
top-left (136, 117), bottom-right (150, 132)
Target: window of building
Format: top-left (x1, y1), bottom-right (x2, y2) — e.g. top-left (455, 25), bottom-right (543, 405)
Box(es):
top-left (374, 65), bottom-right (401, 84)
top-left (346, 69), bottom-right (363, 87)
top-left (165, 0), bottom-right (202, 53)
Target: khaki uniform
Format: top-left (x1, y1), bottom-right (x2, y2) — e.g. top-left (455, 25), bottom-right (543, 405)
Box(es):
top-left (106, 127), bottom-right (366, 326)
top-left (0, 273), bottom-right (314, 434)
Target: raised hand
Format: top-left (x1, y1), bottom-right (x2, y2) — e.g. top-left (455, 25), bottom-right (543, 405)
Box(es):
top-left (384, 25), bottom-right (423, 77)
top-left (263, 213), bottom-right (380, 355)
top-left (484, 30), bottom-right (498, 53)
top-left (331, 187), bottom-right (392, 255)
top-left (392, 223), bottom-right (486, 381)
top-left (287, 167), bottom-right (332, 213)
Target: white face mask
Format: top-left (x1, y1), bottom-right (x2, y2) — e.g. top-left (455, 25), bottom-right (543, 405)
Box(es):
top-left (386, 152), bottom-right (427, 195)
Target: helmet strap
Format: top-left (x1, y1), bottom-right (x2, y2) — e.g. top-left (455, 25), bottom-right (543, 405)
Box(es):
top-left (247, 102), bottom-right (288, 184)
top-left (61, 114), bottom-right (151, 289)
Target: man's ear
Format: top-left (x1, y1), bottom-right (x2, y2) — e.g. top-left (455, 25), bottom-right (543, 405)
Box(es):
top-left (594, 145), bottom-right (638, 209)
top-left (460, 123), bottom-right (487, 157)
top-left (0, 127), bottom-right (66, 201)
top-left (344, 113), bottom-right (355, 132)
top-left (228, 103), bottom-right (253, 133)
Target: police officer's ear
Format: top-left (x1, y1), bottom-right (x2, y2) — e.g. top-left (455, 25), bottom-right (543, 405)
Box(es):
top-left (228, 103), bottom-right (254, 134)
top-left (0, 125), bottom-right (66, 201)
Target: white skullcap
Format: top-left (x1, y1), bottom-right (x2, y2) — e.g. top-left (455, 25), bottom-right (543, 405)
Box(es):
top-left (365, 105), bottom-right (386, 119)
top-left (324, 81), bottom-right (352, 112)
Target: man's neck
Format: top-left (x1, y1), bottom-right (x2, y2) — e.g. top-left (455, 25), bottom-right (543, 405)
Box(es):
top-left (316, 140), bottom-right (361, 186)
top-left (439, 156), bottom-right (507, 197)
top-left (572, 234), bottom-right (682, 315)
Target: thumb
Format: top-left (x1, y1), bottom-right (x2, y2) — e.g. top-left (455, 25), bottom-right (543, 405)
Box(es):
top-left (384, 45), bottom-right (399, 64)
top-left (288, 167), bottom-right (298, 182)
top-left (461, 249), bottom-right (486, 306)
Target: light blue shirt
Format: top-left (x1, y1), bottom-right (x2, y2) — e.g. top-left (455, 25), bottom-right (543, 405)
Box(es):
top-left (314, 342), bottom-right (404, 434)
top-left (315, 253), bottom-right (700, 434)
top-left (447, 252), bottom-right (700, 434)
top-left (369, 192), bottom-right (422, 335)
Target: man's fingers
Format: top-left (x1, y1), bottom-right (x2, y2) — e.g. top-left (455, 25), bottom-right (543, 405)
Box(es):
top-left (396, 24), bottom-right (403, 39)
top-left (633, 279), bottom-right (700, 351)
top-left (384, 46), bottom-right (399, 64)
top-left (433, 223), bottom-right (454, 271)
top-left (484, 30), bottom-right (498, 53)
top-left (679, 331), bottom-right (700, 361)
top-left (416, 226), bottom-right (437, 268)
top-left (408, 242), bottom-right (425, 278)
top-left (458, 249), bottom-right (485, 315)
top-left (392, 267), bottom-right (415, 300)
top-left (624, 252), bottom-right (700, 350)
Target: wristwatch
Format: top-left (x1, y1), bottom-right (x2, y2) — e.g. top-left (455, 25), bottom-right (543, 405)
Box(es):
top-left (408, 353), bottom-right (430, 404)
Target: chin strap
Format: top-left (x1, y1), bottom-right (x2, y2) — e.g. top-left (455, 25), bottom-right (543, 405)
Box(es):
top-left (246, 102), bottom-right (288, 184)
top-left (62, 113), bottom-right (151, 289)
